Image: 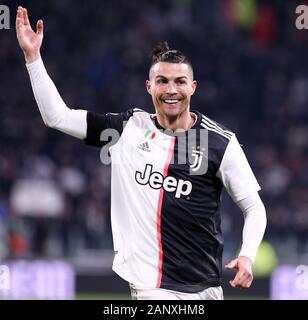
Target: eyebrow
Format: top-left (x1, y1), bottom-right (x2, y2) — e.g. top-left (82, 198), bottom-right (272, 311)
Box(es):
top-left (155, 75), bottom-right (188, 80)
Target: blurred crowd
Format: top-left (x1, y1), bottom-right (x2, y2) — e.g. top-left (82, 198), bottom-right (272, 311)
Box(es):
top-left (1, 0), bottom-right (308, 265)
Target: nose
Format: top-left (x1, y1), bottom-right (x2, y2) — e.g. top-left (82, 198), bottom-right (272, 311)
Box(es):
top-left (166, 82), bottom-right (177, 95)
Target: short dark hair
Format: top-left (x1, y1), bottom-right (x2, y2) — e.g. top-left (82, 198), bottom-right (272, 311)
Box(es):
top-left (150, 41), bottom-right (194, 77)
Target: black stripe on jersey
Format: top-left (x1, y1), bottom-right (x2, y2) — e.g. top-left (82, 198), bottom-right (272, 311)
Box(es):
top-left (158, 131), bottom-right (228, 292)
top-left (156, 111), bottom-right (233, 292)
top-left (84, 108), bottom-right (141, 147)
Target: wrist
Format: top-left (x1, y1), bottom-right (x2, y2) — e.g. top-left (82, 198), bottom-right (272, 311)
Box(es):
top-left (24, 51), bottom-right (41, 64)
top-left (238, 255), bottom-right (253, 266)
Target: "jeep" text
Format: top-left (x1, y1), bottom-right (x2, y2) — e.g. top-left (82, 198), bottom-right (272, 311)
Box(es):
top-left (135, 164), bottom-right (192, 198)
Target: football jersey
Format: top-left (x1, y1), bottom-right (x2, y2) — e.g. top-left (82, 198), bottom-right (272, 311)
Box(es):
top-left (84, 108), bottom-right (260, 293)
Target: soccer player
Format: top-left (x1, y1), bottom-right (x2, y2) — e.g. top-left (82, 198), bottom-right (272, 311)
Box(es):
top-left (16, 6), bottom-right (267, 300)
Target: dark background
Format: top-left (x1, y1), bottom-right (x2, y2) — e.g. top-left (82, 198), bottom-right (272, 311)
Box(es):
top-left (1, 0), bottom-right (308, 299)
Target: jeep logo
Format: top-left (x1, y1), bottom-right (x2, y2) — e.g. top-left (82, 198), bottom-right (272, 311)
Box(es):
top-left (135, 164), bottom-right (192, 198)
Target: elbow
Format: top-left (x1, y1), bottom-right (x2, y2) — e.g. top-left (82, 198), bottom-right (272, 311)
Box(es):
top-left (253, 201), bottom-right (267, 231)
top-left (42, 117), bottom-right (61, 130)
top-left (260, 202), bottom-right (267, 227)
top-left (41, 110), bottom-right (68, 130)
top-left (42, 118), bottom-right (51, 128)
top-left (42, 118), bottom-right (56, 129)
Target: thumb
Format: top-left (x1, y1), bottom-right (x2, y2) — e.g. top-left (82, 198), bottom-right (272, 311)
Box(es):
top-left (36, 19), bottom-right (43, 35)
top-left (225, 259), bottom-right (238, 269)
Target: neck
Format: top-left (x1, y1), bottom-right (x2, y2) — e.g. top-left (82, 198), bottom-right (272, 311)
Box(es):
top-left (156, 110), bottom-right (195, 131)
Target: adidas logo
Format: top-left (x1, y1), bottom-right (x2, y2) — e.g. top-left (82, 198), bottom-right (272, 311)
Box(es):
top-left (137, 141), bottom-right (151, 152)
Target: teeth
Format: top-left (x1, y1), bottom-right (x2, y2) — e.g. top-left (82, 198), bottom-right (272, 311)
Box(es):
top-left (164, 99), bottom-right (179, 104)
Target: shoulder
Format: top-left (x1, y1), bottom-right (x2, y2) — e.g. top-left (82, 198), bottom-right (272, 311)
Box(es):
top-left (120, 107), bottom-right (147, 120)
top-left (85, 107), bottom-right (150, 147)
top-left (123, 108), bottom-right (154, 128)
top-left (196, 111), bottom-right (234, 142)
top-left (87, 107), bottom-right (148, 124)
top-left (106, 108), bottom-right (150, 123)
top-left (194, 111), bottom-right (236, 168)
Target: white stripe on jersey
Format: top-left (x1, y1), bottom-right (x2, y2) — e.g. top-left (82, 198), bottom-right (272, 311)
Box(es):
top-left (133, 108), bottom-right (145, 112)
top-left (202, 115), bottom-right (232, 134)
top-left (201, 121), bottom-right (232, 140)
top-left (201, 116), bottom-right (232, 139)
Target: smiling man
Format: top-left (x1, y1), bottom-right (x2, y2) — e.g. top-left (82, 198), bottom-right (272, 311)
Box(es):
top-left (146, 51), bottom-right (196, 130)
top-left (16, 6), bottom-right (267, 300)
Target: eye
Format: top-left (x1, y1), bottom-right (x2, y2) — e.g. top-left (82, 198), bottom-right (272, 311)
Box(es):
top-left (157, 78), bottom-right (168, 84)
top-left (177, 79), bottom-right (186, 85)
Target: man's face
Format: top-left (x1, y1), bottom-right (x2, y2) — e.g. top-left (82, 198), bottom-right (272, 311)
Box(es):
top-left (146, 62), bottom-right (197, 120)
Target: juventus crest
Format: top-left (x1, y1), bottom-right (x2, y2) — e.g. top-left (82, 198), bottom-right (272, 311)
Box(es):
top-left (189, 146), bottom-right (207, 175)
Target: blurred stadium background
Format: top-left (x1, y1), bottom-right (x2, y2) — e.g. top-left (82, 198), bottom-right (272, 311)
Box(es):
top-left (1, 0), bottom-right (308, 299)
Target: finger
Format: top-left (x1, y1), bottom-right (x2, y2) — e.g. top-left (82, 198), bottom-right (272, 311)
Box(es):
top-left (16, 16), bottom-right (21, 31)
top-left (16, 9), bottom-right (24, 35)
top-left (23, 8), bottom-right (30, 26)
top-left (230, 279), bottom-right (244, 288)
top-left (36, 19), bottom-right (43, 35)
top-left (16, 18), bottom-right (22, 37)
top-left (225, 260), bottom-right (237, 269)
top-left (225, 263), bottom-right (235, 269)
top-left (17, 7), bottom-right (23, 18)
top-left (241, 279), bottom-right (252, 289)
top-left (17, 6), bottom-right (24, 17)
top-left (16, 7), bottom-right (23, 26)
top-left (231, 271), bottom-right (245, 286)
top-left (229, 279), bottom-right (243, 288)
top-left (241, 275), bottom-right (253, 288)
top-left (231, 271), bottom-right (252, 288)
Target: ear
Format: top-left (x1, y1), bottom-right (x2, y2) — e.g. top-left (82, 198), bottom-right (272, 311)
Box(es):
top-left (191, 80), bottom-right (197, 95)
top-left (145, 80), bottom-right (152, 95)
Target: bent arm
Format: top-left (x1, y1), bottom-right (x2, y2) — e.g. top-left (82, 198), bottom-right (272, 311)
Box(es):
top-left (236, 192), bottom-right (267, 263)
top-left (26, 58), bottom-right (87, 139)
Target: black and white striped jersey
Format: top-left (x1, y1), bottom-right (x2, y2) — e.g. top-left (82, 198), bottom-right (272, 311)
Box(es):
top-left (84, 108), bottom-right (260, 293)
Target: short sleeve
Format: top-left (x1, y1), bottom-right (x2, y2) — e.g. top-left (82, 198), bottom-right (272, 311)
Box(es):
top-left (216, 134), bottom-right (261, 202)
top-left (84, 109), bottom-right (134, 147)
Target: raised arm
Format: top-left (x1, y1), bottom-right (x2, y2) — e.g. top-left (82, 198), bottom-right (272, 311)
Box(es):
top-left (16, 6), bottom-right (87, 139)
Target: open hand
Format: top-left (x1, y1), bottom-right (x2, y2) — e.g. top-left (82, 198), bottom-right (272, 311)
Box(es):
top-left (16, 6), bottom-right (43, 63)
